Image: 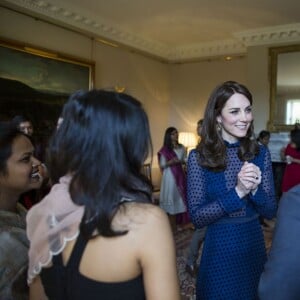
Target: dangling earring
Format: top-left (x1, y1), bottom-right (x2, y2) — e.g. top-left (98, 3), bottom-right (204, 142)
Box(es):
top-left (216, 123), bottom-right (222, 132)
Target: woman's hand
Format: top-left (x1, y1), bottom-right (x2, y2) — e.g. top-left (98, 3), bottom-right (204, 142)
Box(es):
top-left (236, 162), bottom-right (261, 198)
top-left (167, 157), bottom-right (180, 166)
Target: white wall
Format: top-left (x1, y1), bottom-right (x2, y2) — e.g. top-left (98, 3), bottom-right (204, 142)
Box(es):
top-left (246, 46), bottom-right (270, 133)
top-left (0, 8), bottom-right (92, 59)
top-left (169, 57), bottom-right (247, 133)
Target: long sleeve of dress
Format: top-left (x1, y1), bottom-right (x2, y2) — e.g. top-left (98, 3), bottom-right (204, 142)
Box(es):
top-left (187, 150), bottom-right (246, 228)
top-left (187, 146), bottom-right (277, 229)
top-left (248, 146), bottom-right (277, 219)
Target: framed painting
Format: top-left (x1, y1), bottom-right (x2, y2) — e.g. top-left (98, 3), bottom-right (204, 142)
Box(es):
top-left (0, 38), bottom-right (94, 138)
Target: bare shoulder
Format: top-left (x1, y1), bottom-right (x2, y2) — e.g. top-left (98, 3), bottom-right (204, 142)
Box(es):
top-left (127, 202), bottom-right (167, 221)
top-left (112, 202), bottom-right (169, 232)
top-left (117, 203), bottom-right (174, 253)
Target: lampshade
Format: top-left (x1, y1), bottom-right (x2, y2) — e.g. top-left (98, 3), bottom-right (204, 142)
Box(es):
top-left (178, 132), bottom-right (197, 148)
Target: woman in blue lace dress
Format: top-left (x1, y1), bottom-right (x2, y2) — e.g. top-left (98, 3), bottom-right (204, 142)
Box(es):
top-left (187, 81), bottom-right (277, 300)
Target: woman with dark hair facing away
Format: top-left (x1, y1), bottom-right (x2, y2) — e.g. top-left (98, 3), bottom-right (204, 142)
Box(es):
top-left (158, 127), bottom-right (188, 231)
top-left (281, 128), bottom-right (300, 193)
top-left (27, 90), bottom-right (180, 300)
top-left (187, 81), bottom-right (277, 300)
top-left (0, 122), bottom-right (42, 299)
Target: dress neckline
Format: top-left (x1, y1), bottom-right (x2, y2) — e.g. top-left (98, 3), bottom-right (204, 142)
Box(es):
top-left (224, 140), bottom-right (240, 148)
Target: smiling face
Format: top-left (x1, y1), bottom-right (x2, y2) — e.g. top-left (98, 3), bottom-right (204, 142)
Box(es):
top-left (216, 93), bottom-right (253, 143)
top-left (0, 135), bottom-right (42, 197)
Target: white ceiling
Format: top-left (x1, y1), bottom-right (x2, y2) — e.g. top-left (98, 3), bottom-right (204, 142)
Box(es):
top-left (2, 0), bottom-right (300, 62)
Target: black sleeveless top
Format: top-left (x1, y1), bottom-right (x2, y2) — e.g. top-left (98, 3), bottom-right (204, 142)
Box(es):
top-left (40, 233), bottom-right (145, 300)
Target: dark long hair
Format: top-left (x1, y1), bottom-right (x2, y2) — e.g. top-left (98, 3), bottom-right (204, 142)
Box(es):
top-left (163, 127), bottom-right (178, 150)
top-left (47, 90), bottom-right (153, 238)
top-left (197, 81), bottom-right (259, 171)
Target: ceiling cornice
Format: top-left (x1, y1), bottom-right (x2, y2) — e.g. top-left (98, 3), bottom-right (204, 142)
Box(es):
top-left (2, 0), bottom-right (300, 62)
top-left (167, 39), bottom-right (246, 62)
top-left (2, 0), bottom-right (171, 59)
top-left (234, 23), bottom-right (300, 47)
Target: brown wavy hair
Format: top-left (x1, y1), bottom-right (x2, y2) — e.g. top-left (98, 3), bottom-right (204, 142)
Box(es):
top-left (196, 81), bottom-right (259, 171)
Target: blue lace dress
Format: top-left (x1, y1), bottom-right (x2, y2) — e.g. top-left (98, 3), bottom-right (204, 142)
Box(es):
top-left (187, 142), bottom-right (277, 300)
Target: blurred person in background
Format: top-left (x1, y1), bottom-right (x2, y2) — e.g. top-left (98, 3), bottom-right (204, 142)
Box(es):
top-left (281, 128), bottom-right (300, 193)
top-left (158, 127), bottom-right (188, 232)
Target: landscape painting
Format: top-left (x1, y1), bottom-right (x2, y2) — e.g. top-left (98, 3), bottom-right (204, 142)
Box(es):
top-left (0, 39), bottom-right (94, 137)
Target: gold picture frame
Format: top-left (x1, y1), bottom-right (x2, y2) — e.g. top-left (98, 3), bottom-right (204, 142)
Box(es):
top-left (0, 38), bottom-right (95, 136)
top-left (268, 44), bottom-right (300, 132)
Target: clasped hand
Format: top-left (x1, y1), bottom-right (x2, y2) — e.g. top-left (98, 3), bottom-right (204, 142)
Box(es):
top-left (236, 161), bottom-right (261, 198)
top-left (167, 157), bottom-right (180, 166)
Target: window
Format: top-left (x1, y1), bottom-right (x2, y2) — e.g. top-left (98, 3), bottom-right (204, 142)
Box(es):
top-left (286, 100), bottom-right (300, 124)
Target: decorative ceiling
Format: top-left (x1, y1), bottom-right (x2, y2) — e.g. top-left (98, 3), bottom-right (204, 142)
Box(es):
top-left (1, 0), bottom-right (300, 62)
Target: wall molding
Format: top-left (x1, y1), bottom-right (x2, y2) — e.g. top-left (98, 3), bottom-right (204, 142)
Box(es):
top-left (234, 23), bottom-right (300, 47)
top-left (2, 0), bottom-right (300, 62)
